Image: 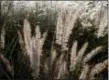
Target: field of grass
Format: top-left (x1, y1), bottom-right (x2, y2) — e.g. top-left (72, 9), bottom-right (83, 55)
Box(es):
top-left (0, 1), bottom-right (108, 80)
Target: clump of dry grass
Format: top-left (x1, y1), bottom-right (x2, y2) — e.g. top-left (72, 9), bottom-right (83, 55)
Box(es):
top-left (79, 45), bottom-right (107, 80)
top-left (18, 18), bottom-right (47, 79)
top-left (17, 10), bottom-right (107, 80)
top-left (56, 7), bottom-right (81, 50)
top-left (70, 41), bottom-right (88, 71)
top-left (1, 1), bottom-right (107, 80)
top-left (65, 39), bottom-right (108, 80)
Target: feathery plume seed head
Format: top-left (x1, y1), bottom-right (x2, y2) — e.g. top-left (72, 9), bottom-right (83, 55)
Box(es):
top-left (77, 42), bottom-right (88, 59)
top-left (79, 65), bottom-right (90, 80)
top-left (23, 18), bottom-right (32, 56)
top-left (71, 42), bottom-right (88, 71)
top-left (0, 28), bottom-right (5, 49)
top-left (90, 59), bottom-right (108, 79)
top-left (70, 40), bottom-right (78, 70)
top-left (84, 46), bottom-right (103, 63)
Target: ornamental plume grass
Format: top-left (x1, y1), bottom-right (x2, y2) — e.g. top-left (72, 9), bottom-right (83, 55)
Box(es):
top-left (18, 18), bottom-right (48, 79)
top-left (1, 1), bottom-right (107, 80)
